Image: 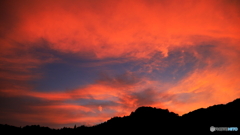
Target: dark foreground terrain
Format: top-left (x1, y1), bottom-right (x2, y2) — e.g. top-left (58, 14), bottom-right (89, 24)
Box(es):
top-left (1, 98), bottom-right (240, 134)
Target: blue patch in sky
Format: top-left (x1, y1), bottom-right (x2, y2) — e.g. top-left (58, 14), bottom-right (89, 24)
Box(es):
top-left (29, 43), bottom-right (100, 92)
top-left (32, 62), bottom-right (99, 92)
top-left (30, 39), bottom-right (217, 92)
top-left (31, 46), bottom-right (135, 92)
top-left (141, 48), bottom-right (200, 84)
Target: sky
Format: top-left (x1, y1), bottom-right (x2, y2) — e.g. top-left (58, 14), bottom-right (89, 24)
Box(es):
top-left (0, 0), bottom-right (240, 128)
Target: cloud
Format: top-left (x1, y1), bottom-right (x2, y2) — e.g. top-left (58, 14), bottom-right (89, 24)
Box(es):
top-left (0, 0), bottom-right (240, 128)
top-left (0, 70), bottom-right (173, 127)
top-left (167, 64), bottom-right (240, 115)
top-left (2, 0), bottom-right (239, 59)
top-left (98, 106), bottom-right (103, 112)
top-left (0, 92), bottom-right (117, 128)
top-left (96, 71), bottom-right (141, 88)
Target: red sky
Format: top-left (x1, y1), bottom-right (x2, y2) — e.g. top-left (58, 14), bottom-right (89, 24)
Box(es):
top-left (0, 0), bottom-right (240, 128)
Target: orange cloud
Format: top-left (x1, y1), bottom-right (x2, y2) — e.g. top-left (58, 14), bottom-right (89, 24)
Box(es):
top-left (167, 65), bottom-right (240, 115)
top-left (2, 0), bottom-right (239, 59)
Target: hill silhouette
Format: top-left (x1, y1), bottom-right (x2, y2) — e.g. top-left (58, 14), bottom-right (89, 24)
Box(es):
top-left (1, 98), bottom-right (240, 134)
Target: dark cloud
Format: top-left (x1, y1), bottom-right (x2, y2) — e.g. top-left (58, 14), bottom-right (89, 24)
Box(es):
top-left (96, 71), bottom-right (141, 88)
top-left (130, 88), bottom-right (157, 106)
top-left (66, 98), bottom-right (120, 108)
top-left (0, 96), bottom-right (53, 126)
top-left (0, 95), bottom-right (96, 128)
top-left (0, 96), bottom-right (59, 114)
top-left (0, 0), bottom-right (21, 37)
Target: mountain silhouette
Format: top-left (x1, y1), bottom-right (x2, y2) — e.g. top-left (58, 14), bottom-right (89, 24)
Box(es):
top-left (1, 98), bottom-right (240, 134)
